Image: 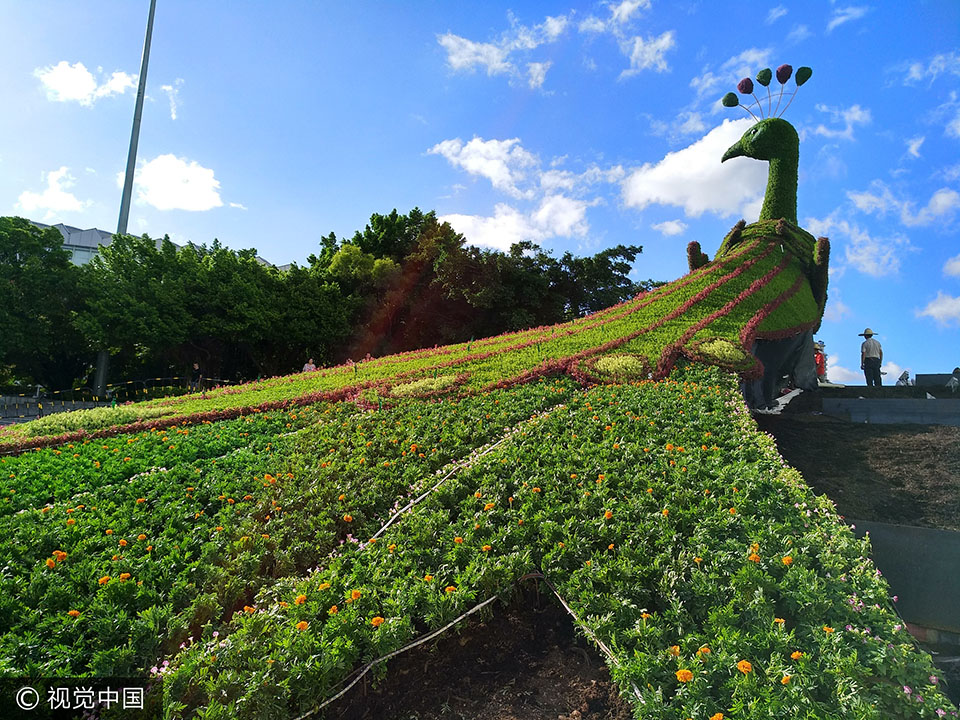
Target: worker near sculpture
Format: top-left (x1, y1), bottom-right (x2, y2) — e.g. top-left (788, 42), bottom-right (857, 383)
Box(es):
top-left (859, 328), bottom-right (883, 387)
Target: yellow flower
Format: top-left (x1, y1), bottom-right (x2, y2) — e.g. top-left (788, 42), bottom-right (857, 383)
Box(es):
top-left (662, 508), bottom-right (669, 516)
top-left (774, 618), bottom-right (785, 625)
top-left (641, 612), bottom-right (652, 620)
top-left (668, 645), bottom-right (680, 656)
top-left (318, 582), bottom-right (331, 590)
top-left (737, 659), bottom-right (753, 674)
top-left (781, 675), bottom-right (791, 685)
top-left (296, 621), bottom-right (309, 631)
top-left (791, 651), bottom-right (804, 660)
top-left (675, 669), bottom-right (693, 683)
top-left (371, 616), bottom-right (385, 627)
top-left (823, 626), bottom-right (834, 633)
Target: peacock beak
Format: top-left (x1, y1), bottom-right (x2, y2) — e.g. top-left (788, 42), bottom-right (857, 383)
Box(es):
top-left (721, 140), bottom-right (745, 163)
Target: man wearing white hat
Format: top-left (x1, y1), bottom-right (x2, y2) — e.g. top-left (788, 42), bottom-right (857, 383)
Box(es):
top-left (859, 328), bottom-right (883, 386)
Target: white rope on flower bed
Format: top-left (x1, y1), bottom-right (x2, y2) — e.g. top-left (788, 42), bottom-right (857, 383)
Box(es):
top-left (362, 405), bottom-right (564, 547)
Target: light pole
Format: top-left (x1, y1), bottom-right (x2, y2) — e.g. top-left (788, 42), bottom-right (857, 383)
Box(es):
top-left (95, 0), bottom-right (157, 397)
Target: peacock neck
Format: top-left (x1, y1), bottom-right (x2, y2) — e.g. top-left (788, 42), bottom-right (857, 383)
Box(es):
top-left (759, 153), bottom-right (798, 224)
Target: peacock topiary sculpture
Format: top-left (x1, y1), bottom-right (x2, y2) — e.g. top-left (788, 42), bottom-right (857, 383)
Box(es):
top-left (678, 64), bottom-right (830, 408)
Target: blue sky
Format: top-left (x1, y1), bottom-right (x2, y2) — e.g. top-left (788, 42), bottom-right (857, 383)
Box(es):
top-left (2, 1), bottom-right (959, 380)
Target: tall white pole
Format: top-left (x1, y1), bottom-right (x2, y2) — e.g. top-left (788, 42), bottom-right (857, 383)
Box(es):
top-left (117, 0), bottom-right (157, 236)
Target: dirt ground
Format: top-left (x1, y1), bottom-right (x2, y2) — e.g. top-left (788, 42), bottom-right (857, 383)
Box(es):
top-left (326, 391), bottom-right (960, 718)
top-left (754, 397), bottom-right (960, 532)
top-left (329, 587), bottom-right (633, 720)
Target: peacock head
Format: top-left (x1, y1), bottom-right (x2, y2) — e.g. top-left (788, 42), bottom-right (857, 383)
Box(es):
top-left (722, 117), bottom-right (799, 164)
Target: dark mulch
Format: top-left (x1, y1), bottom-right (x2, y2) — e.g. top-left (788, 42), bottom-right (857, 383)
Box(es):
top-left (327, 588), bottom-right (633, 720)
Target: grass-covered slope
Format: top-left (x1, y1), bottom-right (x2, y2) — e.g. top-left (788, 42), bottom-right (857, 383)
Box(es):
top-left (1, 226), bottom-right (954, 719)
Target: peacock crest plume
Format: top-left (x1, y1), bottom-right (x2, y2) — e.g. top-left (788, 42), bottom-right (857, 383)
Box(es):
top-left (719, 64), bottom-right (812, 225)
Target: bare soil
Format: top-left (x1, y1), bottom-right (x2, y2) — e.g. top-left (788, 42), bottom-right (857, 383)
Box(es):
top-left (328, 587), bottom-right (633, 720)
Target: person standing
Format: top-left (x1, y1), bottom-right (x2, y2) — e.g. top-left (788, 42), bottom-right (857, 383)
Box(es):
top-left (859, 328), bottom-right (883, 387)
top-left (189, 362), bottom-right (203, 392)
top-left (302, 357), bottom-right (317, 372)
top-left (813, 341), bottom-right (827, 384)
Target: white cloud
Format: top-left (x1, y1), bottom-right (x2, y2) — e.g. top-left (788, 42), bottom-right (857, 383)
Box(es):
top-left (438, 34), bottom-right (512, 75)
top-left (822, 296), bottom-right (852, 322)
top-left (619, 31), bottom-right (676, 78)
top-left (622, 118), bottom-right (767, 218)
top-left (826, 355), bottom-right (862, 384)
top-left (906, 136), bottom-right (924, 158)
top-left (438, 13), bottom-right (569, 83)
top-left (917, 291), bottom-right (960, 327)
top-left (578, 16), bottom-right (607, 34)
top-left (766, 6), bottom-right (788, 24)
top-left (16, 167), bottom-right (90, 216)
top-left (440, 194), bottom-right (589, 251)
top-left (944, 253), bottom-right (960, 277)
top-left (651, 220), bottom-right (687, 236)
top-left (808, 212), bottom-right (912, 277)
top-left (34, 61), bottom-right (135, 106)
top-left (160, 78), bottom-right (184, 120)
top-left (610, 0), bottom-right (650, 25)
top-left (429, 137), bottom-right (538, 198)
top-left (527, 61), bottom-right (551, 89)
top-left (132, 154), bottom-right (223, 211)
top-left (229, 202), bottom-right (248, 210)
top-left (786, 24), bottom-right (812, 44)
top-left (847, 181), bottom-right (960, 227)
top-left (902, 51), bottom-right (960, 85)
top-left (827, 6), bottom-right (869, 33)
top-left (813, 103), bottom-right (871, 140)
top-left (690, 48), bottom-right (773, 101)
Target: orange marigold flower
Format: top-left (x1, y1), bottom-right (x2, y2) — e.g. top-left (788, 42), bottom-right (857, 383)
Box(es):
top-left (338, 493), bottom-right (346, 501)
top-left (136, 498), bottom-right (146, 504)
top-left (424, 574), bottom-right (433, 582)
top-left (774, 618), bottom-right (785, 625)
top-left (137, 534), bottom-right (146, 541)
top-left (445, 585), bottom-right (456, 593)
top-left (119, 573), bottom-right (131, 582)
top-left (118, 539), bottom-right (127, 547)
top-left (823, 626), bottom-right (834, 633)
top-left (146, 545), bottom-right (153, 552)
top-left (454, 537), bottom-right (464, 544)
top-left (608, 543), bottom-right (615, 550)
top-left (781, 675), bottom-right (791, 685)
top-left (662, 509), bottom-right (669, 516)
top-left (532, 487), bottom-right (541, 493)
top-left (67, 609), bottom-right (80, 618)
top-left (343, 514), bottom-right (353, 522)
top-left (694, 557), bottom-right (702, 564)
top-left (782, 556), bottom-right (793, 565)
top-left (710, 714), bottom-right (725, 720)
top-left (641, 612), bottom-right (652, 620)
top-left (697, 646), bottom-right (711, 655)
top-left (604, 510), bottom-right (613, 520)
top-left (748, 553), bottom-right (761, 563)
top-left (729, 508), bottom-right (737, 515)
top-left (474, 492), bottom-right (483, 498)
top-left (350, 589), bottom-right (362, 600)
top-left (105, 529), bottom-right (113, 535)
top-left (329, 605), bottom-right (338, 615)
top-left (295, 594), bottom-right (307, 605)
top-left (484, 502), bottom-right (495, 511)
top-left (45, 558), bottom-right (56, 569)
top-left (98, 576), bottom-right (110, 585)
top-left (791, 651), bottom-right (804, 660)
top-left (737, 660), bottom-right (753, 674)
top-left (296, 621), bottom-right (309, 631)
top-left (675, 669), bottom-right (693, 683)
top-left (371, 616), bottom-right (385, 627)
